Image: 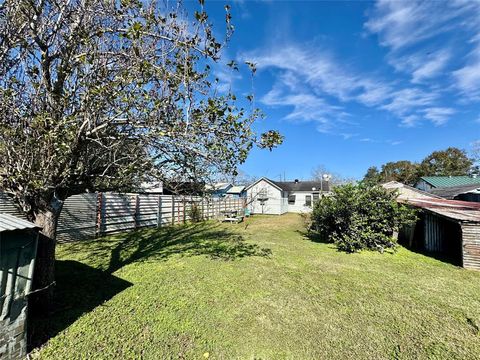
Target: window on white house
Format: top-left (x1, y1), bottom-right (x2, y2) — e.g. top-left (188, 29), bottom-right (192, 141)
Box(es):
top-left (312, 193), bottom-right (319, 202)
top-left (288, 194), bottom-right (296, 204)
top-left (305, 195), bottom-right (312, 207)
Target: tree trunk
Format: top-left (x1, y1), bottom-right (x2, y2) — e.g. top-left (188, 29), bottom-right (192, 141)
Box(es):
top-left (30, 207), bottom-right (61, 314)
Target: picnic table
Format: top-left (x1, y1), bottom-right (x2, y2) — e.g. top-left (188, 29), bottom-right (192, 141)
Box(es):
top-left (220, 209), bottom-right (243, 223)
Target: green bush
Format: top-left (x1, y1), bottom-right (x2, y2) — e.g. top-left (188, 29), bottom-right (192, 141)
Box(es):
top-left (188, 202), bottom-right (203, 223)
top-left (311, 184), bottom-right (416, 253)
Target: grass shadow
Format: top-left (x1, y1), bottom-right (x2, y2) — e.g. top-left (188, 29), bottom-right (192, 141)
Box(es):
top-left (29, 221), bottom-right (272, 351)
top-left (296, 229), bottom-right (331, 245)
top-left (106, 222), bottom-right (272, 273)
top-left (407, 247), bottom-right (462, 267)
top-left (28, 260), bottom-right (132, 351)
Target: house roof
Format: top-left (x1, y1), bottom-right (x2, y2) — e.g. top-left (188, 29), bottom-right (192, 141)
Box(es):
top-left (429, 184), bottom-right (480, 199)
top-left (245, 177), bottom-right (330, 193)
top-left (272, 180), bottom-right (330, 192)
top-left (226, 186), bottom-right (245, 194)
top-left (400, 197), bottom-right (480, 223)
top-left (244, 177), bottom-right (281, 191)
top-left (205, 183), bottom-right (232, 191)
top-left (382, 181), bottom-right (442, 200)
top-left (0, 213), bottom-right (40, 233)
top-left (419, 176), bottom-right (480, 188)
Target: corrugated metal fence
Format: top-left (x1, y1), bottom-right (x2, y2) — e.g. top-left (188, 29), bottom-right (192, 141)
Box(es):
top-left (0, 192), bottom-right (245, 243)
top-left (0, 193), bottom-right (26, 219)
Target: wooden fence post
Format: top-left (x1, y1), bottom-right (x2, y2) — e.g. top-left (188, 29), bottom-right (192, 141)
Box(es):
top-left (177, 197), bottom-right (181, 223)
top-left (96, 192), bottom-right (103, 237)
top-left (157, 195), bottom-right (162, 228)
top-left (171, 196), bottom-right (175, 225)
top-left (182, 197), bottom-right (186, 224)
top-left (133, 194), bottom-right (140, 229)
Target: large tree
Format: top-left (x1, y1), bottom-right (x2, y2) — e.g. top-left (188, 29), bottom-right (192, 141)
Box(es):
top-left (362, 166), bottom-right (381, 185)
top-left (0, 0), bottom-right (282, 309)
top-left (419, 147), bottom-right (472, 176)
top-left (379, 160), bottom-right (419, 185)
top-left (311, 164), bottom-right (355, 187)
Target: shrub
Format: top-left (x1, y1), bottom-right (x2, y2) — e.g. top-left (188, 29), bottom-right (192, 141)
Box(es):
top-left (188, 202), bottom-right (203, 223)
top-left (311, 184), bottom-right (416, 253)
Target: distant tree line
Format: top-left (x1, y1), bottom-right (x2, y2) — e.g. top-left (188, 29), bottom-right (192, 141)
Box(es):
top-left (363, 147), bottom-right (476, 186)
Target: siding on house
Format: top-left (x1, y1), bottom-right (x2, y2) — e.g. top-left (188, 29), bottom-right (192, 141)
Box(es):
top-left (246, 179), bottom-right (286, 215)
top-left (287, 191), bottom-right (317, 213)
top-left (246, 177), bottom-right (330, 214)
top-left (415, 179), bottom-right (434, 191)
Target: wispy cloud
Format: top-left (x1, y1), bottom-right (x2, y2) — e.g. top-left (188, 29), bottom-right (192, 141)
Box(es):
top-left (245, 45), bottom-right (392, 107)
top-left (261, 82), bottom-right (349, 133)
top-left (366, 0), bottom-right (480, 97)
top-left (242, 45), bottom-right (393, 132)
top-left (382, 88), bottom-right (438, 116)
top-left (422, 107), bottom-right (456, 126)
top-left (411, 50), bottom-right (451, 83)
top-left (243, 40), bottom-right (457, 132)
top-left (364, 0), bottom-right (470, 51)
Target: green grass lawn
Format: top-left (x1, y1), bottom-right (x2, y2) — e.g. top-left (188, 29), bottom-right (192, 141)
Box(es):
top-left (32, 214), bottom-right (480, 359)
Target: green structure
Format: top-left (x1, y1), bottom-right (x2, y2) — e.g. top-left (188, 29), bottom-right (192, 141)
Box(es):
top-left (0, 214), bottom-right (40, 359)
top-left (416, 176), bottom-right (480, 191)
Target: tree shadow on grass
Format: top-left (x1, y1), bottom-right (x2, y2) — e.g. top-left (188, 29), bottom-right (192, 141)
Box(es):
top-left (106, 222), bottom-right (272, 273)
top-left (296, 229), bottom-right (331, 245)
top-left (29, 222), bottom-right (271, 350)
top-left (28, 260), bottom-right (132, 351)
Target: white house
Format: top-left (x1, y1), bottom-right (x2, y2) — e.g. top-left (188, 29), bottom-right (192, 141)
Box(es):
top-left (245, 177), bottom-right (330, 215)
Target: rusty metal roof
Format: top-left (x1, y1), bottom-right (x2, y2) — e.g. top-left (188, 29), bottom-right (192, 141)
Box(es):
top-left (401, 197), bottom-right (480, 223)
top-left (0, 213), bottom-right (40, 232)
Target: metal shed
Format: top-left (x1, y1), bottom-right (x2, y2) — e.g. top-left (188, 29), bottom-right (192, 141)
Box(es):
top-left (0, 214), bottom-right (40, 359)
top-left (399, 198), bottom-right (480, 270)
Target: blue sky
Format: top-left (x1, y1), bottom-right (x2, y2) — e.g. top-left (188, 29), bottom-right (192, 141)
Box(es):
top-left (195, 0), bottom-right (480, 180)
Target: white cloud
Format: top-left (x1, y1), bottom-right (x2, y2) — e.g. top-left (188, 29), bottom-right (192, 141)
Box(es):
top-left (366, 0), bottom-right (480, 96)
top-left (422, 107), bottom-right (456, 126)
top-left (261, 81), bottom-right (349, 133)
top-left (365, 0), bottom-right (471, 51)
top-left (245, 45), bottom-right (392, 107)
top-left (340, 133), bottom-right (357, 140)
top-left (400, 115), bottom-right (420, 128)
top-left (244, 40), bottom-right (459, 132)
top-left (382, 88), bottom-right (438, 116)
top-left (411, 50), bottom-right (451, 83)
top-left (453, 61), bottom-right (480, 97)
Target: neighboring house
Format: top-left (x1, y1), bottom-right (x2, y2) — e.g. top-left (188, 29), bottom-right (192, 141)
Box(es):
top-left (415, 176), bottom-right (480, 191)
top-left (205, 183), bottom-right (233, 198)
top-left (226, 185), bottom-right (246, 198)
top-left (245, 177), bottom-right (330, 215)
top-left (382, 181), bottom-right (442, 201)
top-left (429, 184), bottom-right (480, 202)
top-left (162, 182), bottom-right (205, 196)
top-left (139, 182), bottom-right (163, 194)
